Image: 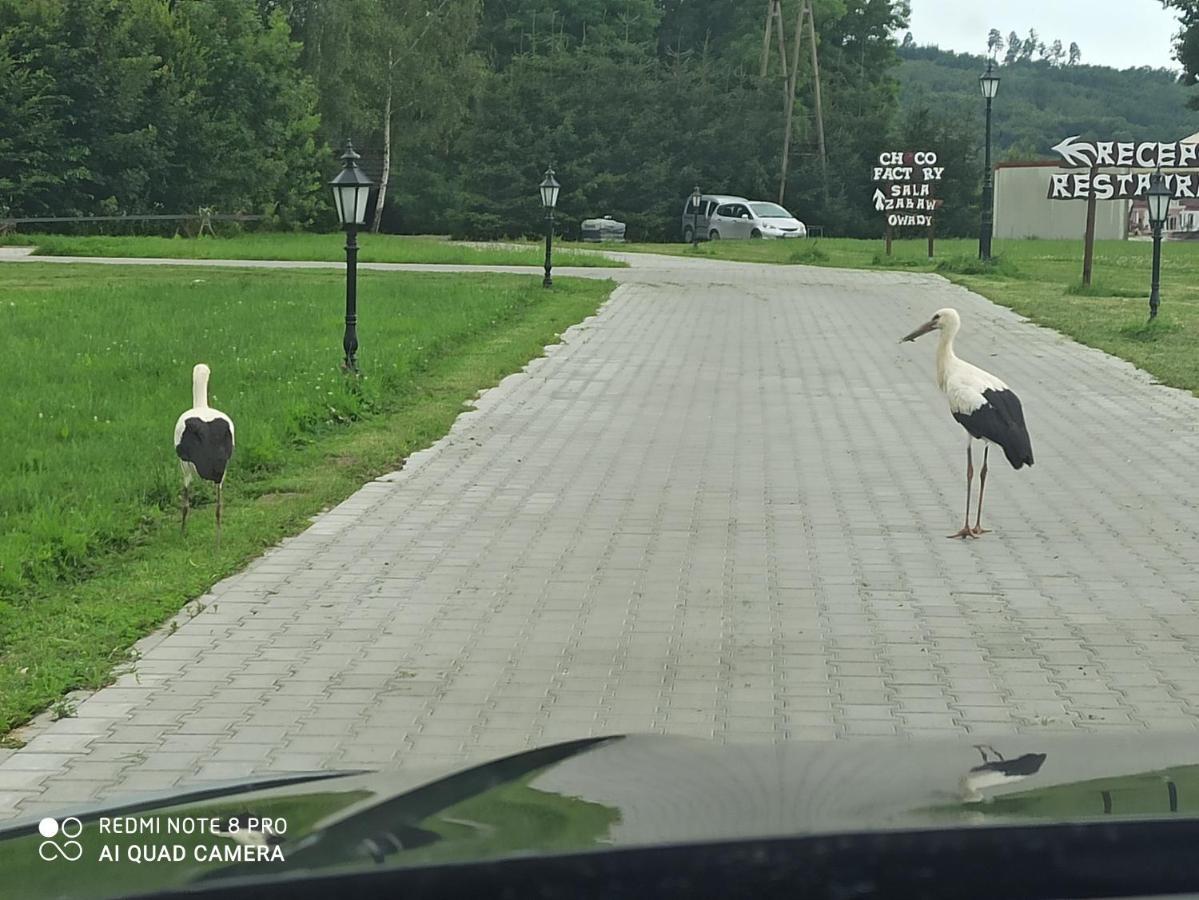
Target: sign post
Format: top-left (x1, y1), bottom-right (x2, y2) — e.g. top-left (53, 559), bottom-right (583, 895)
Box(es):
top-left (1047, 137), bottom-right (1196, 200)
top-left (1082, 166), bottom-right (1098, 287)
top-left (1049, 136), bottom-right (1184, 292)
top-left (872, 150), bottom-right (944, 254)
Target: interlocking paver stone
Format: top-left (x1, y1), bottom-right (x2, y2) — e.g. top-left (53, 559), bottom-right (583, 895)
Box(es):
top-left (5, 252), bottom-right (1199, 822)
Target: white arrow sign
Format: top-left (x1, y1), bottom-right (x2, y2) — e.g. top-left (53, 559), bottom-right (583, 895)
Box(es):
top-left (1050, 135), bottom-right (1096, 167)
top-left (1051, 135), bottom-right (1199, 169)
top-left (873, 189), bottom-right (886, 211)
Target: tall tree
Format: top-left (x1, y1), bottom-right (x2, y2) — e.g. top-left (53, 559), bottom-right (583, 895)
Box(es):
top-left (290, 0), bottom-right (481, 231)
top-left (987, 28), bottom-right (1003, 58)
top-left (1004, 30), bottom-right (1020, 64)
top-left (1163, 0), bottom-right (1199, 107)
top-left (479, 0), bottom-right (661, 68)
top-left (1067, 41), bottom-right (1080, 66)
top-left (1020, 29), bottom-right (1038, 61)
top-left (362, 0), bottom-right (481, 232)
top-left (0, 0), bottom-right (321, 220)
top-left (167, 0), bottom-right (323, 220)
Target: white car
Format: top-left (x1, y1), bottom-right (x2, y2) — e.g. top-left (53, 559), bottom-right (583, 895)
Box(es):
top-left (708, 200), bottom-right (806, 240)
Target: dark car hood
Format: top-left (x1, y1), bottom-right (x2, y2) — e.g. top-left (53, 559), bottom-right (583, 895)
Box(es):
top-left (5, 732), bottom-right (1199, 898)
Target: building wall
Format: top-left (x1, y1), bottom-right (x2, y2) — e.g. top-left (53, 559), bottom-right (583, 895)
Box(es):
top-left (993, 164), bottom-right (1130, 241)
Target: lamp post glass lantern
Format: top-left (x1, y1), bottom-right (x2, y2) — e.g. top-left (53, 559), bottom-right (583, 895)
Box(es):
top-left (978, 60), bottom-right (1000, 261)
top-left (539, 166), bottom-right (560, 288)
top-left (690, 186), bottom-right (702, 246)
top-left (330, 139), bottom-right (374, 372)
top-left (1146, 169), bottom-right (1172, 320)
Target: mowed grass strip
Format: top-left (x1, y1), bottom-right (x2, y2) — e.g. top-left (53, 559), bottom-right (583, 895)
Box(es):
top-left (0, 264), bottom-right (613, 734)
top-left (613, 234), bottom-right (1196, 276)
top-left (948, 242), bottom-right (1199, 395)
top-left (4, 232), bottom-right (624, 268)
top-left (617, 236), bottom-right (1199, 396)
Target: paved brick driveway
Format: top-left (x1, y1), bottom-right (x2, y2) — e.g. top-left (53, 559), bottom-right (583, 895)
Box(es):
top-left (4, 254), bottom-right (1199, 822)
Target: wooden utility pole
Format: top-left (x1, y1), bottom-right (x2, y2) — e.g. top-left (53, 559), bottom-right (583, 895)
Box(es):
top-left (760, 1), bottom-right (773, 74)
top-left (759, 0), bottom-right (787, 81)
top-left (806, 5), bottom-right (828, 203)
top-left (1082, 165), bottom-right (1098, 287)
top-left (772, 0), bottom-right (828, 205)
top-left (777, 0), bottom-right (804, 203)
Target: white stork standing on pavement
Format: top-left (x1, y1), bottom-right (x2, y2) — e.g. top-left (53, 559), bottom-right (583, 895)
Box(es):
top-left (174, 363), bottom-right (235, 549)
top-left (901, 308), bottom-right (1033, 538)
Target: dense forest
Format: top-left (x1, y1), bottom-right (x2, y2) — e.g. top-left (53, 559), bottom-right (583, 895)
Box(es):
top-left (898, 44), bottom-right (1199, 163)
top-left (1, 0), bottom-right (1197, 240)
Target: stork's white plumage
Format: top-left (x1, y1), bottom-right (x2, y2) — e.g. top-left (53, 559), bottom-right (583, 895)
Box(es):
top-left (901, 308), bottom-right (1033, 538)
top-left (959, 744), bottom-right (1047, 802)
top-left (174, 364), bottom-right (235, 549)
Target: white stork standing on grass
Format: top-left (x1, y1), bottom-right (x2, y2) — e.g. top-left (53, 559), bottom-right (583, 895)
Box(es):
top-left (174, 363), bottom-right (235, 549)
top-left (901, 308), bottom-right (1033, 538)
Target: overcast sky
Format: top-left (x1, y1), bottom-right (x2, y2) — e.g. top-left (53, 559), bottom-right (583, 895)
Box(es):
top-left (906, 0), bottom-right (1182, 71)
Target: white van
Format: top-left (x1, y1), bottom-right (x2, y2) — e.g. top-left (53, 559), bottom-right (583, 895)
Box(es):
top-left (681, 194), bottom-right (747, 243)
top-left (682, 194), bottom-right (807, 241)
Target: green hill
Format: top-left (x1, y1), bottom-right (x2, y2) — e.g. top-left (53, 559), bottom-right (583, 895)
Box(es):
top-left (897, 45), bottom-right (1199, 161)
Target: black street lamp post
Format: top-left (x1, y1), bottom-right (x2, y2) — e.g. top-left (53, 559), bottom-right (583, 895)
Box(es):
top-left (539, 166), bottom-right (560, 288)
top-left (1146, 169), bottom-right (1173, 320)
top-left (690, 186), bottom-right (702, 246)
top-left (330, 140), bottom-right (374, 372)
top-left (978, 60), bottom-right (1000, 261)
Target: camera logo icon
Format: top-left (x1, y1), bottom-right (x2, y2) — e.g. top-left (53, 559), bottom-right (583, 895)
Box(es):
top-left (38, 817), bottom-right (83, 862)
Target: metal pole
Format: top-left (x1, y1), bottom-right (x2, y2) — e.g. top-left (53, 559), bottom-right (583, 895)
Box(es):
top-left (543, 210), bottom-right (554, 287)
top-left (343, 224), bottom-right (359, 372)
top-left (692, 203), bottom-right (700, 246)
top-left (979, 96), bottom-right (994, 261)
top-left (1149, 223), bottom-right (1162, 319)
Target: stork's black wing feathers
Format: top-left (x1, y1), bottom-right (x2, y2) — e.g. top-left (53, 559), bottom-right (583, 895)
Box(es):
top-left (952, 388), bottom-right (1034, 470)
top-left (176, 417), bottom-right (234, 483)
top-left (969, 752), bottom-right (1047, 778)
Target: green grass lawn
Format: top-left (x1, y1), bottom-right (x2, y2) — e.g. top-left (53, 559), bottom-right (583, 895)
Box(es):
top-left (3, 232), bottom-right (625, 268)
top-left (611, 236), bottom-right (1199, 396)
top-left (609, 234), bottom-right (1186, 276)
top-left (0, 264), bottom-right (613, 736)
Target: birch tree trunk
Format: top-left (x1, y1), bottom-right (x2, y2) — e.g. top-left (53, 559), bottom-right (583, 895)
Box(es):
top-left (371, 51), bottom-right (393, 234)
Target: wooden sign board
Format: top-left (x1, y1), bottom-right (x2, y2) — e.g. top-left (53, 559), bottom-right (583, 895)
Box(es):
top-left (1045, 135), bottom-right (1190, 287)
top-left (1051, 136), bottom-right (1199, 169)
top-left (872, 151), bottom-right (944, 244)
top-left (1048, 171), bottom-right (1199, 201)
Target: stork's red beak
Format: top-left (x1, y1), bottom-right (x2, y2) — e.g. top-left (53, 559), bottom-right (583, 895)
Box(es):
top-left (900, 319), bottom-right (937, 343)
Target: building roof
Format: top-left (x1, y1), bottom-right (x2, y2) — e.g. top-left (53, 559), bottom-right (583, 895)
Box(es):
top-left (995, 160), bottom-right (1061, 169)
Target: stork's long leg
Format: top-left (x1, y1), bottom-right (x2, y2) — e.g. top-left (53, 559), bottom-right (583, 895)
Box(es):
top-left (973, 446), bottom-right (990, 536)
top-left (949, 444), bottom-right (975, 539)
top-left (181, 467), bottom-right (192, 537)
top-left (215, 481), bottom-right (223, 552)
